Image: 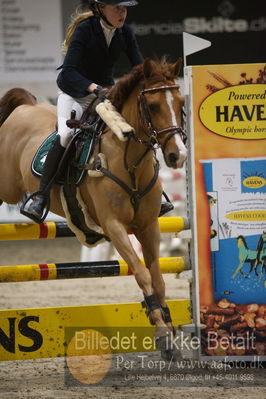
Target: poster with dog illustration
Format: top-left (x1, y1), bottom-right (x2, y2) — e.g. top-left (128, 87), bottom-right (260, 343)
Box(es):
top-left (202, 157), bottom-right (265, 304)
top-left (185, 63), bottom-right (266, 360)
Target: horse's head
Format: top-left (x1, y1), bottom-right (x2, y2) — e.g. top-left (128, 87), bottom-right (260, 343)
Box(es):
top-left (139, 58), bottom-right (187, 169)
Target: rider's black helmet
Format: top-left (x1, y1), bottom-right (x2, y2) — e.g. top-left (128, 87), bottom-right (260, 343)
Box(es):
top-left (94, 0), bottom-right (138, 6)
top-left (89, 0), bottom-right (138, 27)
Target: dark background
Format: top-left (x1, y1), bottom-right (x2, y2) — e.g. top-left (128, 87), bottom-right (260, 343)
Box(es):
top-left (64, 0), bottom-right (265, 77)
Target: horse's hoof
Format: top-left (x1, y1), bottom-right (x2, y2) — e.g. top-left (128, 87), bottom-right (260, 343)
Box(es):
top-left (154, 327), bottom-right (183, 362)
top-left (161, 348), bottom-right (183, 362)
top-left (155, 332), bottom-right (172, 352)
top-left (156, 335), bottom-right (183, 362)
top-left (0, 199), bottom-right (3, 206)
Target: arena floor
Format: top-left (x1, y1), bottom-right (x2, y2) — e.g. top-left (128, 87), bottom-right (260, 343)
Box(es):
top-left (0, 238), bottom-right (265, 398)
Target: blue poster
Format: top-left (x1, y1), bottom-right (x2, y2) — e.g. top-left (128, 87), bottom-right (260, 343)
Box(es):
top-left (202, 157), bottom-right (266, 304)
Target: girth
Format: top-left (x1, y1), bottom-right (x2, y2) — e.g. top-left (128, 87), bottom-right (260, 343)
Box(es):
top-left (99, 158), bottom-right (160, 213)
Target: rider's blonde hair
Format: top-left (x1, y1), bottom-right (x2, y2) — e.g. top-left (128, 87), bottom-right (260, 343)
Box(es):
top-left (61, 5), bottom-right (105, 54)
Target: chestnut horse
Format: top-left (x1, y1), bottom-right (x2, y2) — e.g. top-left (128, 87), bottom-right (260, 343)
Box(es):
top-left (0, 58), bottom-right (187, 358)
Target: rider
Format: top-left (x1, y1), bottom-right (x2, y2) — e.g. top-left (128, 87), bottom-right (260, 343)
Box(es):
top-left (24, 0), bottom-right (173, 223)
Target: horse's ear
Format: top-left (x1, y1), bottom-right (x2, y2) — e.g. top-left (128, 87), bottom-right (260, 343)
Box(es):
top-left (170, 58), bottom-right (183, 78)
top-left (143, 58), bottom-right (156, 80)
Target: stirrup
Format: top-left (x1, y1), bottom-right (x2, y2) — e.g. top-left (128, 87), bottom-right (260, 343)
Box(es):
top-left (159, 202), bottom-right (174, 217)
top-left (20, 191), bottom-right (50, 224)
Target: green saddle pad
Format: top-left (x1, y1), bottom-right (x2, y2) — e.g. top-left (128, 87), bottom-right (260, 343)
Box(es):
top-left (31, 130), bottom-right (94, 185)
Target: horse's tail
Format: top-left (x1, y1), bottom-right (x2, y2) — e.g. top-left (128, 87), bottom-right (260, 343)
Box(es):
top-left (0, 88), bottom-right (37, 126)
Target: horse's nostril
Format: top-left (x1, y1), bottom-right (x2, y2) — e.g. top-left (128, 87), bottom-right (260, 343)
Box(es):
top-left (169, 153), bottom-right (179, 163)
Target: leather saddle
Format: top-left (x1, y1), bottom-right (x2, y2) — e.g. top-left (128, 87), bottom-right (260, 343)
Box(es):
top-left (30, 106), bottom-right (108, 246)
top-left (31, 104), bottom-right (105, 186)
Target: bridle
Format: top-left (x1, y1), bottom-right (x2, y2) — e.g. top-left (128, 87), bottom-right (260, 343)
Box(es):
top-left (137, 84), bottom-right (187, 151)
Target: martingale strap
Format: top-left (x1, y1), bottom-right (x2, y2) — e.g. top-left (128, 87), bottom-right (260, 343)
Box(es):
top-left (63, 170), bottom-right (109, 246)
top-left (99, 158), bottom-right (160, 212)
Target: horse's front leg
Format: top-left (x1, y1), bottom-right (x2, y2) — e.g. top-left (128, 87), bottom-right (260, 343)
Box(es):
top-left (134, 220), bottom-right (182, 360)
top-left (134, 220), bottom-right (173, 331)
top-left (103, 218), bottom-right (166, 328)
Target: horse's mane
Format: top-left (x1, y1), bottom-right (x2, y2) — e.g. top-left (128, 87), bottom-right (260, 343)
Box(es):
top-left (0, 88), bottom-right (36, 126)
top-left (237, 235), bottom-right (248, 248)
top-left (109, 56), bottom-right (180, 111)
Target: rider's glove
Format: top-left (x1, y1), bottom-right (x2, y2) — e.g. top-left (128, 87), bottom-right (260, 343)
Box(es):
top-left (93, 85), bottom-right (108, 101)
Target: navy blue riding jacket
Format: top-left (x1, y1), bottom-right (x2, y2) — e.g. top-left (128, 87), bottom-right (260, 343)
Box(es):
top-left (57, 16), bottom-right (143, 98)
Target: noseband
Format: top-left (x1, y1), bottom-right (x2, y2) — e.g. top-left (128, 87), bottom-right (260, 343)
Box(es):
top-left (137, 84), bottom-right (187, 150)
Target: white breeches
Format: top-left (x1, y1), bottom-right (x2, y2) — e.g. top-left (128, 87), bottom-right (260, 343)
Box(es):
top-left (57, 90), bottom-right (95, 147)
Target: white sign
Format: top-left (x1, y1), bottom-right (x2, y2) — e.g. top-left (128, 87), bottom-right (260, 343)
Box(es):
top-left (0, 0), bottom-right (63, 82)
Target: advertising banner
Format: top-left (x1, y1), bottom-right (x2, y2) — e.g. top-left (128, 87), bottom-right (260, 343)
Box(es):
top-left (0, 0), bottom-right (62, 82)
top-left (185, 62), bottom-right (266, 360)
top-left (118, 0), bottom-right (265, 77)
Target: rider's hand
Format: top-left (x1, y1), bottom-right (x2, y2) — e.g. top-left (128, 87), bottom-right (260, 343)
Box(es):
top-left (92, 85), bottom-right (108, 101)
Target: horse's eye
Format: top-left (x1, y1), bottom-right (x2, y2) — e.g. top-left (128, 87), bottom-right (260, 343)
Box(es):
top-left (148, 103), bottom-right (160, 113)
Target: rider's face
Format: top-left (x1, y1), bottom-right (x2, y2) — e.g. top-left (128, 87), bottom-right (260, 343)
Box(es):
top-left (102, 5), bottom-right (127, 28)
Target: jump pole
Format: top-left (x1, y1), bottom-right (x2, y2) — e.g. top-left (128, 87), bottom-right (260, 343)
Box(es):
top-left (0, 256), bottom-right (190, 283)
top-left (0, 216), bottom-right (190, 241)
top-left (0, 217), bottom-right (192, 362)
top-left (0, 299), bottom-right (191, 361)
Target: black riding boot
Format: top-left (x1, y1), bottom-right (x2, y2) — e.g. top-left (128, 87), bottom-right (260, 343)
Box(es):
top-left (23, 135), bottom-right (65, 223)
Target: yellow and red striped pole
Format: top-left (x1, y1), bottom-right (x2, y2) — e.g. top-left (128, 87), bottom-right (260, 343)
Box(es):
top-left (0, 217), bottom-right (189, 241)
top-left (0, 256), bottom-right (189, 283)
